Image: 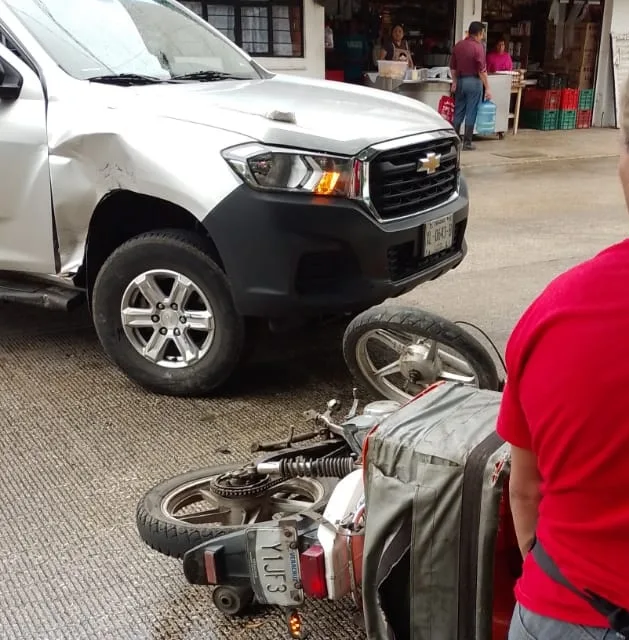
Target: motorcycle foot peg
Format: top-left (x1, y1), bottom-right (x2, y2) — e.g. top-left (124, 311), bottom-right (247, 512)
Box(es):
top-left (212, 584), bottom-right (254, 616)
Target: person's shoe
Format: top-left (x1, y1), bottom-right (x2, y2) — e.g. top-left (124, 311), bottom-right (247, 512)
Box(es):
top-left (463, 126), bottom-right (476, 150)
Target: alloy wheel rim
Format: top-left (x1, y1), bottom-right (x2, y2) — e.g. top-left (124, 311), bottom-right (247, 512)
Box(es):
top-left (354, 328), bottom-right (478, 403)
top-left (120, 268), bottom-right (215, 368)
top-left (161, 474), bottom-right (328, 527)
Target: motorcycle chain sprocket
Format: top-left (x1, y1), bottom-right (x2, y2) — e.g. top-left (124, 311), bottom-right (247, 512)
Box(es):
top-left (209, 472), bottom-right (285, 499)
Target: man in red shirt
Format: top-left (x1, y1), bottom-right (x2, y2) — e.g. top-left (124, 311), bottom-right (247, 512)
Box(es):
top-left (497, 81), bottom-right (629, 639)
top-left (450, 22), bottom-right (492, 151)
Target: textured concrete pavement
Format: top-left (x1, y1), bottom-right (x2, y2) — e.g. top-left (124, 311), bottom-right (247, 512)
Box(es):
top-left (1, 148), bottom-right (627, 639)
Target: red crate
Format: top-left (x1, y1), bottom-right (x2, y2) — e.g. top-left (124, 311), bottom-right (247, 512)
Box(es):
top-left (576, 109), bottom-right (592, 129)
top-left (560, 88), bottom-right (579, 110)
top-left (522, 88), bottom-right (561, 111)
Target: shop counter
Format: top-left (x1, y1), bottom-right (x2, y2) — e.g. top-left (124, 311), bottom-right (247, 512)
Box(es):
top-left (365, 71), bottom-right (513, 137)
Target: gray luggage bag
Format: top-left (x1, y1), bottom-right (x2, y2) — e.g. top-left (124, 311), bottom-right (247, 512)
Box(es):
top-left (361, 382), bottom-right (511, 640)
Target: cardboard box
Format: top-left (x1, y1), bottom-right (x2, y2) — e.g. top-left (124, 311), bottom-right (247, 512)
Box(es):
top-left (546, 22), bottom-right (600, 54)
top-left (568, 68), bottom-right (595, 90)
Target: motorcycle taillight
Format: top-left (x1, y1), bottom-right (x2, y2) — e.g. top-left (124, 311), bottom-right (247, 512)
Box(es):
top-left (204, 548), bottom-right (220, 585)
top-left (300, 545), bottom-right (327, 599)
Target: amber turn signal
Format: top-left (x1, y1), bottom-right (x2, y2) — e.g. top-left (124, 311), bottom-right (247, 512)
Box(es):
top-left (287, 609), bottom-right (305, 639)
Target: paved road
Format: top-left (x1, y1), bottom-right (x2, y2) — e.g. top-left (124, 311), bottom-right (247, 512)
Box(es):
top-left (0, 156), bottom-right (626, 640)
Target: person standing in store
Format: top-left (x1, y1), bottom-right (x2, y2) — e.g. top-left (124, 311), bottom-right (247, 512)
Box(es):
top-left (487, 37), bottom-right (514, 73)
top-left (380, 24), bottom-right (413, 67)
top-left (450, 21), bottom-right (492, 151)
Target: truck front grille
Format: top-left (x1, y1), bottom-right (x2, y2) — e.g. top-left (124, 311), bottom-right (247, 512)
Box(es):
top-left (369, 136), bottom-right (459, 220)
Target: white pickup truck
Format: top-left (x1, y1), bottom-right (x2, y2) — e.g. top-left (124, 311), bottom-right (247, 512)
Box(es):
top-left (0, 0), bottom-right (469, 396)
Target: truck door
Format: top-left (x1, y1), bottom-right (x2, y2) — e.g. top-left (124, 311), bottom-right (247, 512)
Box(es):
top-left (0, 40), bottom-right (56, 273)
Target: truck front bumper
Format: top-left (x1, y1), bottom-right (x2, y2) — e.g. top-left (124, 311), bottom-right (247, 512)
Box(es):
top-left (202, 177), bottom-right (469, 319)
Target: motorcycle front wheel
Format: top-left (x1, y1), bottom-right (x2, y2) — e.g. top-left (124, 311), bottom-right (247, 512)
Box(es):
top-left (343, 304), bottom-right (501, 404)
top-left (136, 464), bottom-right (336, 559)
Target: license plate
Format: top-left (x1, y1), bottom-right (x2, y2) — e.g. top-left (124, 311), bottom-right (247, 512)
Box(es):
top-left (424, 214), bottom-right (454, 256)
top-left (246, 525), bottom-right (304, 607)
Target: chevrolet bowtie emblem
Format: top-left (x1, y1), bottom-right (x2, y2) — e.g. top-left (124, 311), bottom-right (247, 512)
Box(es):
top-left (417, 152), bottom-right (442, 175)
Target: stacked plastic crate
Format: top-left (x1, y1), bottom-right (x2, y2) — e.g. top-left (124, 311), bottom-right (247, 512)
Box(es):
top-left (521, 88), bottom-right (561, 130)
top-left (577, 89), bottom-right (594, 128)
top-left (558, 89), bottom-right (578, 130)
top-left (521, 87), bottom-right (594, 131)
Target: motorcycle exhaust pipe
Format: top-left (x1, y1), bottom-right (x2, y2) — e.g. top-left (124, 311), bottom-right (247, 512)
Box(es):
top-left (257, 457), bottom-right (357, 479)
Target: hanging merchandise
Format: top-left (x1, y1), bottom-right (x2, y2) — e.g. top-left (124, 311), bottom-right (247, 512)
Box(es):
top-left (325, 24), bottom-right (334, 49)
top-left (548, 0), bottom-right (567, 59)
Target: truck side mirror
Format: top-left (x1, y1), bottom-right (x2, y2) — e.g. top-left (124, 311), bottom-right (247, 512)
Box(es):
top-left (0, 59), bottom-right (23, 101)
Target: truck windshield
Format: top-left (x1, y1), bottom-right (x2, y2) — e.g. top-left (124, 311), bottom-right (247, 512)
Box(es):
top-left (4, 0), bottom-right (262, 82)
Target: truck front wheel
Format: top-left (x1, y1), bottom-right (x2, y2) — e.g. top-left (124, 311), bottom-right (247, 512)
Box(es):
top-left (92, 230), bottom-right (244, 396)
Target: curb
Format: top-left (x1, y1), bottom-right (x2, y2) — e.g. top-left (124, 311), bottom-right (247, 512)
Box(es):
top-left (461, 152), bottom-right (619, 170)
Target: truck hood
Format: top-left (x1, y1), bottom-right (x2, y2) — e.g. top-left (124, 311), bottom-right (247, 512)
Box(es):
top-left (99, 74), bottom-right (451, 155)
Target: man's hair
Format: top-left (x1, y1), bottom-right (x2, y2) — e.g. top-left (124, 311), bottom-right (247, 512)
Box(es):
top-left (468, 21), bottom-right (485, 37)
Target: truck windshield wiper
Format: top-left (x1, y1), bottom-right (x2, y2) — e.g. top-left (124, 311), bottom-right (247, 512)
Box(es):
top-left (87, 73), bottom-right (167, 86)
top-left (171, 70), bottom-right (250, 82)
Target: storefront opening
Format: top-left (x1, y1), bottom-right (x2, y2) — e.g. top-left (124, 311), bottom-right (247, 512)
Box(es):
top-left (322, 0), bottom-right (456, 82)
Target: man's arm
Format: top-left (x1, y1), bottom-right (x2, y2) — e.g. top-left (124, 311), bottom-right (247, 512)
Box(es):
top-left (496, 327), bottom-right (537, 557)
top-left (509, 445), bottom-right (542, 558)
top-left (476, 45), bottom-right (492, 101)
top-left (479, 70), bottom-right (492, 101)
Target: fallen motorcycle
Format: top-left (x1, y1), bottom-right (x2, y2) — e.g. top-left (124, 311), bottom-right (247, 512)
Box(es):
top-left (135, 305), bottom-right (506, 636)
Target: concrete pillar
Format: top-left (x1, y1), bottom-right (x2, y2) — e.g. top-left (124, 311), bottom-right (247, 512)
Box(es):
top-left (593, 0), bottom-right (629, 128)
top-left (593, 0), bottom-right (617, 127)
top-left (456, 0), bottom-right (483, 42)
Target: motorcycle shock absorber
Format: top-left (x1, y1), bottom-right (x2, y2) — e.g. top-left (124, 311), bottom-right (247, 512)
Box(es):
top-left (256, 457), bottom-right (356, 479)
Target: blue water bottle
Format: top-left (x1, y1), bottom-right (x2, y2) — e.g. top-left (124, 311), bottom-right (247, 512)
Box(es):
top-left (475, 100), bottom-right (497, 135)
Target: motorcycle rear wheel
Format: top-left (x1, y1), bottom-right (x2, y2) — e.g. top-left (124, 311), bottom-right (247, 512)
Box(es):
top-left (136, 464), bottom-right (335, 559)
top-left (343, 305), bottom-right (501, 403)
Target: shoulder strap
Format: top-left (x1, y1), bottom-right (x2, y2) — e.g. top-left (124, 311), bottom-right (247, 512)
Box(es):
top-left (531, 538), bottom-right (629, 638)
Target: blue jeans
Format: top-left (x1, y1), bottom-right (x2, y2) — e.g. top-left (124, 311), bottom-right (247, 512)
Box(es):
top-left (453, 76), bottom-right (483, 132)
top-left (509, 603), bottom-right (613, 640)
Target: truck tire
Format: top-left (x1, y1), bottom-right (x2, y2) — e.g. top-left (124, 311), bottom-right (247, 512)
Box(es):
top-left (92, 230), bottom-right (244, 396)
top-left (136, 464), bottom-right (335, 559)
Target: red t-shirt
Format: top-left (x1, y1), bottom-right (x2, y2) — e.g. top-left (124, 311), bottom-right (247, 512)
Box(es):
top-left (496, 239), bottom-right (629, 627)
top-left (450, 37), bottom-right (487, 77)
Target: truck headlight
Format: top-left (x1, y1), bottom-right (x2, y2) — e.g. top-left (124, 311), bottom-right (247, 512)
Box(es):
top-left (222, 143), bottom-right (361, 197)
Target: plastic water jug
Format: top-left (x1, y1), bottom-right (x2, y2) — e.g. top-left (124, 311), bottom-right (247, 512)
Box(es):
top-left (475, 100), bottom-right (497, 135)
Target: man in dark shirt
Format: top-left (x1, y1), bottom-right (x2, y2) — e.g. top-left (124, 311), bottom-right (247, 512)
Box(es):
top-left (450, 21), bottom-right (492, 150)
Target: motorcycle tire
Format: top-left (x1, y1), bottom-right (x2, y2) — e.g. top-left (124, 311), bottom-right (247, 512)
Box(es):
top-left (136, 464), bottom-right (335, 560)
top-left (342, 304), bottom-right (501, 403)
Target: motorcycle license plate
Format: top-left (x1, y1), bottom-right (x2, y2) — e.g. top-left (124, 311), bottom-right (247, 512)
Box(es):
top-left (424, 214), bottom-right (454, 256)
top-left (246, 525), bottom-right (304, 607)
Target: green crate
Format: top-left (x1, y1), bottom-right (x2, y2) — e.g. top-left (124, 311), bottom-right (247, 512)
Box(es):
top-left (558, 109), bottom-right (577, 129)
top-left (522, 109), bottom-right (559, 130)
top-left (578, 89), bottom-right (594, 110)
